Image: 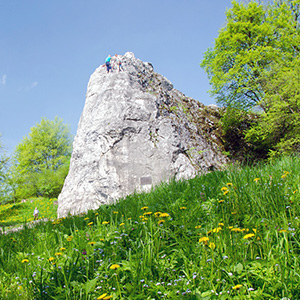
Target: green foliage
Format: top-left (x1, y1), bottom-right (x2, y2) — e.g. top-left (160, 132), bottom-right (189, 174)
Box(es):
top-left (11, 117), bottom-right (72, 199)
top-left (0, 156), bottom-right (300, 299)
top-left (246, 58), bottom-right (300, 156)
top-left (201, 0), bottom-right (300, 111)
top-left (0, 135), bottom-right (10, 203)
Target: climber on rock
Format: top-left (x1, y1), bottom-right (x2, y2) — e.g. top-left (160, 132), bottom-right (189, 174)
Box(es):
top-left (114, 54), bottom-right (124, 72)
top-left (105, 55), bottom-right (112, 73)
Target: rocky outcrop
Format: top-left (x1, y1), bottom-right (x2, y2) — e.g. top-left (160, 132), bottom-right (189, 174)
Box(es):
top-left (57, 52), bottom-right (228, 217)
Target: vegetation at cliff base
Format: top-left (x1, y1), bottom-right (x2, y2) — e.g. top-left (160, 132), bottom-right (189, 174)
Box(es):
top-left (201, 0), bottom-right (300, 159)
top-left (0, 155), bottom-right (299, 299)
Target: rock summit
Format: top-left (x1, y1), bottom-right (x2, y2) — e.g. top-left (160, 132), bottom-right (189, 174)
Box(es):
top-left (57, 52), bottom-right (228, 217)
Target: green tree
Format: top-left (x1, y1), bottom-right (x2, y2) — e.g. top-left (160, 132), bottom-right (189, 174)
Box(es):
top-left (0, 135), bottom-right (10, 202)
top-left (201, 0), bottom-right (300, 111)
top-left (12, 117), bottom-right (72, 199)
top-left (245, 57), bottom-right (300, 156)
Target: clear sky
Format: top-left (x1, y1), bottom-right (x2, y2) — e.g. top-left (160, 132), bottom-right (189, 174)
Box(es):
top-left (0, 0), bottom-right (233, 154)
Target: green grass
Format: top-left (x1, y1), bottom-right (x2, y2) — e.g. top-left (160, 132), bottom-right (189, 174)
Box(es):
top-left (0, 197), bottom-right (57, 228)
top-left (0, 156), bottom-right (299, 299)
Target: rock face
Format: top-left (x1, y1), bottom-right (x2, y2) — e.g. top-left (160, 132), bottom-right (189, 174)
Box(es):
top-left (57, 52), bottom-right (228, 217)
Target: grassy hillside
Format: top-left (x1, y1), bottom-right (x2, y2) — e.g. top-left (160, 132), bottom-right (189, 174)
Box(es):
top-left (0, 156), bottom-right (299, 299)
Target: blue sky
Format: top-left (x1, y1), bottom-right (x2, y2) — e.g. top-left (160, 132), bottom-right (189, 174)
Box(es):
top-left (0, 0), bottom-right (233, 154)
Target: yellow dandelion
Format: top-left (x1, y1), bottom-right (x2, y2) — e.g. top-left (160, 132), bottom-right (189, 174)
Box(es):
top-left (195, 225), bottom-right (201, 229)
top-left (143, 211), bottom-right (152, 215)
top-left (159, 213), bottom-right (170, 218)
top-left (231, 211), bottom-right (237, 215)
top-left (141, 206), bottom-right (148, 211)
top-left (113, 211), bottom-right (118, 214)
top-left (143, 217), bottom-right (148, 221)
top-left (218, 223), bottom-right (224, 226)
top-left (154, 212), bottom-right (162, 217)
top-left (60, 247), bottom-right (66, 251)
top-left (100, 238), bottom-right (105, 241)
top-left (158, 219), bottom-right (165, 225)
top-left (88, 241), bottom-right (96, 246)
top-left (180, 207), bottom-right (187, 210)
top-left (226, 183), bottom-right (233, 186)
top-left (109, 264), bottom-right (120, 270)
top-left (67, 236), bottom-right (73, 242)
top-left (231, 228), bottom-right (243, 232)
top-left (223, 190), bottom-right (229, 195)
top-left (84, 217), bottom-right (89, 220)
top-left (21, 259), bottom-right (29, 263)
top-left (199, 236), bottom-right (209, 245)
top-left (218, 200), bottom-right (224, 203)
top-left (252, 228), bottom-right (257, 233)
top-left (119, 222), bottom-right (125, 226)
top-left (279, 229), bottom-right (287, 233)
top-left (208, 242), bottom-right (215, 250)
top-left (243, 233), bottom-right (255, 239)
top-left (102, 221), bottom-right (109, 225)
top-left (232, 284), bottom-right (243, 290)
top-left (103, 296), bottom-right (113, 300)
top-left (95, 213), bottom-right (99, 216)
top-left (254, 178), bottom-right (260, 182)
top-left (49, 257), bottom-right (55, 262)
top-left (88, 222), bottom-right (94, 226)
top-left (221, 186), bottom-right (228, 191)
top-left (97, 293), bottom-right (107, 299)
top-left (55, 252), bottom-right (62, 256)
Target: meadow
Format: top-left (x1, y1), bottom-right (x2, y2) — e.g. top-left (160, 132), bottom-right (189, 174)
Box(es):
top-left (0, 156), bottom-right (299, 299)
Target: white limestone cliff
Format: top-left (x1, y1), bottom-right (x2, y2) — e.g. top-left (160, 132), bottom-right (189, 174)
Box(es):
top-left (57, 52), bottom-right (228, 217)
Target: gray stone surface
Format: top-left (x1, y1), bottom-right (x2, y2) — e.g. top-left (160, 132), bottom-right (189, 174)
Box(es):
top-left (57, 52), bottom-right (228, 217)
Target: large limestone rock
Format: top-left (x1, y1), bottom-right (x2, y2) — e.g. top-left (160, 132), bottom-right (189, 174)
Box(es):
top-left (57, 52), bottom-right (228, 217)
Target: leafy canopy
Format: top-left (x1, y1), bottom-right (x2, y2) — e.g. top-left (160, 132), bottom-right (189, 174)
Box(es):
top-left (201, 0), bottom-right (300, 110)
top-left (11, 117), bottom-right (72, 199)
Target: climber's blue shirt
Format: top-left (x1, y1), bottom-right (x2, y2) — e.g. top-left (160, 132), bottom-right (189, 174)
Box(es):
top-left (105, 56), bottom-right (112, 63)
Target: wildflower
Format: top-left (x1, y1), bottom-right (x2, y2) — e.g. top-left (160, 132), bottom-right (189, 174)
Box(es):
top-left (254, 178), bottom-right (260, 182)
top-left (231, 211), bottom-right (237, 215)
top-left (66, 236), bottom-right (73, 242)
top-left (97, 294), bottom-right (108, 299)
top-left (231, 228), bottom-right (242, 232)
top-left (279, 229), bottom-right (287, 233)
top-left (102, 221), bottom-right (109, 225)
top-left (180, 207), bottom-right (187, 210)
top-left (195, 225), bottom-right (201, 229)
top-left (209, 242), bottom-right (216, 250)
top-left (232, 284), bottom-right (243, 290)
top-left (60, 247), bottom-right (66, 251)
top-left (84, 217), bottom-right (89, 220)
top-left (218, 200), bottom-right (224, 203)
top-left (223, 190), bottom-right (229, 195)
top-left (113, 211), bottom-right (118, 214)
top-left (95, 212), bottom-right (99, 216)
top-left (218, 223), bottom-right (224, 226)
top-left (227, 182), bottom-right (233, 186)
top-left (159, 213), bottom-right (170, 218)
top-left (199, 237), bottom-right (209, 245)
top-left (88, 222), bottom-right (93, 226)
top-left (55, 252), bottom-right (62, 256)
top-left (49, 257), bottom-right (55, 262)
top-left (243, 233), bottom-right (255, 239)
top-left (110, 264), bottom-right (120, 270)
top-left (103, 296), bottom-right (112, 300)
top-left (88, 241), bottom-right (96, 246)
top-left (143, 211), bottom-right (152, 215)
top-left (158, 220), bottom-right (165, 225)
top-left (154, 212), bottom-right (162, 217)
top-left (141, 206), bottom-right (148, 211)
top-left (119, 222), bottom-right (125, 226)
top-left (21, 259), bottom-right (29, 263)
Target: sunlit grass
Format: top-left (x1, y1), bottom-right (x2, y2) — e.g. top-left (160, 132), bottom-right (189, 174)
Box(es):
top-left (0, 156), bottom-right (299, 299)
